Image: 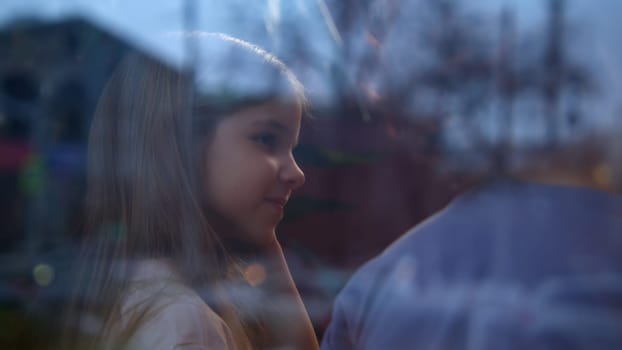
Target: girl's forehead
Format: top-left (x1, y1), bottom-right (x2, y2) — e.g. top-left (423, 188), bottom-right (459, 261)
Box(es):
top-left (212, 100), bottom-right (302, 140)
top-left (193, 74), bottom-right (299, 109)
top-left (230, 99), bottom-right (302, 124)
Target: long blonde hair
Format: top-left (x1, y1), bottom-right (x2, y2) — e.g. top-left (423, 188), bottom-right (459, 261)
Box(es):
top-left (63, 33), bottom-right (306, 350)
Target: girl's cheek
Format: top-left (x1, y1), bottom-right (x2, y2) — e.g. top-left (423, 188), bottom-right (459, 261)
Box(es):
top-left (268, 157), bottom-right (282, 174)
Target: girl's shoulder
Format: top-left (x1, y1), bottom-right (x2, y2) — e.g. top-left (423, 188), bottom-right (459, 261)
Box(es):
top-left (119, 259), bottom-right (238, 350)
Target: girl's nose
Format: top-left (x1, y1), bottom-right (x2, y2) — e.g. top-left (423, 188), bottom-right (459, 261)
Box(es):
top-left (281, 155), bottom-right (305, 190)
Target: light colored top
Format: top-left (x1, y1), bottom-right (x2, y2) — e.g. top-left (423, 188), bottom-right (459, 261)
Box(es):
top-left (322, 181), bottom-right (622, 350)
top-left (109, 259), bottom-right (238, 350)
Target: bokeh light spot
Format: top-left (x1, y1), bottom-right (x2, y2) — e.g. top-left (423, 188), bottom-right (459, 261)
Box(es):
top-left (244, 263), bottom-right (267, 287)
top-left (33, 263), bottom-right (54, 286)
top-left (593, 164), bottom-right (610, 187)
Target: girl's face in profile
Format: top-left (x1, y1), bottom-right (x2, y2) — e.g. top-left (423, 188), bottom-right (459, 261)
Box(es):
top-left (203, 99), bottom-right (305, 244)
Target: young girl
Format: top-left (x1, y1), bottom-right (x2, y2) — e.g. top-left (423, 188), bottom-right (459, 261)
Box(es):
top-left (64, 33), bottom-right (319, 350)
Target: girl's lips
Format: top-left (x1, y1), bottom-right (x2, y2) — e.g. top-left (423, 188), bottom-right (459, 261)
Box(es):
top-left (265, 197), bottom-right (288, 209)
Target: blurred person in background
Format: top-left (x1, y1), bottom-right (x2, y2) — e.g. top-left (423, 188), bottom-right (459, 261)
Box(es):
top-left (321, 147), bottom-right (622, 349)
top-left (62, 33), bottom-right (319, 350)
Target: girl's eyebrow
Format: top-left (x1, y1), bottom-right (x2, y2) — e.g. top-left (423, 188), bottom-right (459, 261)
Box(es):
top-left (252, 119), bottom-right (300, 146)
top-left (252, 119), bottom-right (288, 133)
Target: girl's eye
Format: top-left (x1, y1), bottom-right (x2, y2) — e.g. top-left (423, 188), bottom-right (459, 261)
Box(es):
top-left (253, 133), bottom-right (278, 149)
